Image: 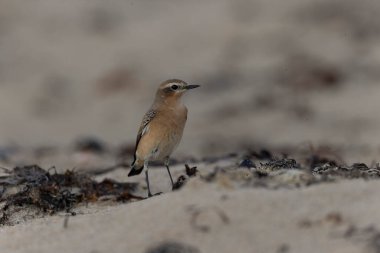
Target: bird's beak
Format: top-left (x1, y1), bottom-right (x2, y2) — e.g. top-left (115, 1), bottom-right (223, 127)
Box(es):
top-left (185, 85), bottom-right (200, 90)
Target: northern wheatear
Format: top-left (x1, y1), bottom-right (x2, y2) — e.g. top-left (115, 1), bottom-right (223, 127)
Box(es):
top-left (128, 79), bottom-right (200, 197)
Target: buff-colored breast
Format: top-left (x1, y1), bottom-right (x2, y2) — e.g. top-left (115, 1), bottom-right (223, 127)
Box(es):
top-left (135, 105), bottom-right (187, 162)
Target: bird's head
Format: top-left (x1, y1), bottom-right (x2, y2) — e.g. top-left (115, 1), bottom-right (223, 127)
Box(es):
top-left (156, 79), bottom-right (200, 101)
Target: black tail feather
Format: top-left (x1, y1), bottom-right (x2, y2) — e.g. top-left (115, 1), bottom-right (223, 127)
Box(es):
top-left (128, 165), bottom-right (144, 177)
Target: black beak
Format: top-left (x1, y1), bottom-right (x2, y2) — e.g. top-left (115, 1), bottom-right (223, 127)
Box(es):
top-left (185, 85), bottom-right (200, 90)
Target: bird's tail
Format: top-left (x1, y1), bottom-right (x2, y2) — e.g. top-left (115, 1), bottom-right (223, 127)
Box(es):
top-left (128, 158), bottom-right (144, 177)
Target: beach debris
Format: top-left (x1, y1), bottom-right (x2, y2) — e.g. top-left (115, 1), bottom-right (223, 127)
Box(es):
top-left (172, 164), bottom-right (198, 191)
top-left (239, 158), bottom-right (255, 169)
top-left (262, 158), bottom-right (300, 170)
top-left (198, 153), bottom-right (380, 190)
top-left (0, 165), bottom-right (141, 226)
top-left (312, 162), bottom-right (380, 179)
top-left (185, 164), bottom-right (198, 177)
top-left (63, 212), bottom-right (76, 229)
top-left (145, 241), bottom-right (200, 253)
top-left (172, 176), bottom-right (187, 191)
top-left (1, 144), bottom-right (380, 226)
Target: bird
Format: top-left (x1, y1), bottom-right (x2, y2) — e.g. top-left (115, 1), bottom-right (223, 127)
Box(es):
top-left (128, 79), bottom-right (200, 197)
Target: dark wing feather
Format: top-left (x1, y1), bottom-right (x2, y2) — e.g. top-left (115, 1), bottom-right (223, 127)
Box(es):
top-left (133, 109), bottom-right (156, 155)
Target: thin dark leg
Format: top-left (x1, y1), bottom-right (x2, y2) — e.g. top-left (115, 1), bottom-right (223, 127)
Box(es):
top-left (145, 170), bottom-right (153, 197)
top-left (165, 159), bottom-right (174, 189)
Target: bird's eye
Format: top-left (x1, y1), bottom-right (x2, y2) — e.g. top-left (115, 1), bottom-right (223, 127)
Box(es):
top-left (171, 84), bottom-right (179, 90)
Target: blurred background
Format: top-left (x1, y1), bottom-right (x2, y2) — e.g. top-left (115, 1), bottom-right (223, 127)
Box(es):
top-left (1, 0), bottom-right (380, 166)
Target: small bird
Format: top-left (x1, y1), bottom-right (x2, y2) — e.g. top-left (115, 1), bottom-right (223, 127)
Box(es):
top-left (128, 79), bottom-right (200, 197)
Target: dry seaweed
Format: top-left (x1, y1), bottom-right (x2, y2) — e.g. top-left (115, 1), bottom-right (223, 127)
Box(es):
top-left (261, 158), bottom-right (301, 171)
top-left (172, 176), bottom-right (187, 191)
top-left (185, 164), bottom-right (198, 177)
top-left (172, 164), bottom-right (198, 190)
top-left (312, 162), bottom-right (380, 179)
top-left (307, 154), bottom-right (339, 170)
top-left (0, 165), bottom-right (141, 226)
top-left (199, 154), bottom-right (380, 190)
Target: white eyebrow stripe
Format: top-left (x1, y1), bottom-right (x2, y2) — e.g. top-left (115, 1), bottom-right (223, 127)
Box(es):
top-left (166, 82), bottom-right (180, 87)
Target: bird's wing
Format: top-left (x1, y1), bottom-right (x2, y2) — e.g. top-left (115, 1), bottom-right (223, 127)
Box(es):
top-left (134, 109), bottom-right (157, 151)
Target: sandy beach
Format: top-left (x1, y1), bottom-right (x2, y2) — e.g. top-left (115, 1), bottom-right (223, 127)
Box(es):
top-left (1, 0), bottom-right (380, 252)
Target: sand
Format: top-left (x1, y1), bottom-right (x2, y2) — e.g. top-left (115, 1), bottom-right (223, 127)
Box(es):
top-left (1, 0), bottom-right (380, 252)
top-left (2, 177), bottom-right (380, 253)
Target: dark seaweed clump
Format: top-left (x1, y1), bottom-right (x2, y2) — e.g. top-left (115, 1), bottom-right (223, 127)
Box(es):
top-left (0, 165), bottom-right (141, 226)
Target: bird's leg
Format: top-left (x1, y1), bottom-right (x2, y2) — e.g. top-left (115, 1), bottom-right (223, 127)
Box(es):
top-left (165, 158), bottom-right (175, 189)
top-left (145, 168), bottom-right (162, 197)
top-left (145, 170), bottom-right (153, 197)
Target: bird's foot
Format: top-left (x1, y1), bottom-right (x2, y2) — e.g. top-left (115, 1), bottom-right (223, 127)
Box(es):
top-left (147, 192), bottom-right (163, 198)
